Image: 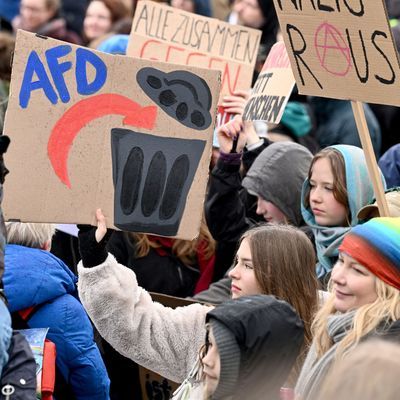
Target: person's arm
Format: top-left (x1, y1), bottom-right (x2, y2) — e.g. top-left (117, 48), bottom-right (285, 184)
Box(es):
top-left (77, 210), bottom-right (209, 383)
top-left (191, 277), bottom-right (232, 305)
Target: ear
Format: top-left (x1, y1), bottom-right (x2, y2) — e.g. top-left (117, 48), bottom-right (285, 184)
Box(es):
top-left (41, 240), bottom-right (51, 251)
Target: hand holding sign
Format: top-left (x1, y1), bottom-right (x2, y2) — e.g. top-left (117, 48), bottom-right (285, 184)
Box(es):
top-left (217, 115), bottom-right (252, 154)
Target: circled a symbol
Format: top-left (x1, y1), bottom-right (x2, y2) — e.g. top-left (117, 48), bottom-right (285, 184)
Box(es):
top-left (314, 22), bottom-right (352, 76)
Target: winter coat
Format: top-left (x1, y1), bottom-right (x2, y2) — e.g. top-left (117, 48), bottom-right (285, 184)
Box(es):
top-left (4, 244), bottom-right (110, 400)
top-left (78, 253), bottom-right (211, 383)
top-left (378, 144), bottom-right (400, 189)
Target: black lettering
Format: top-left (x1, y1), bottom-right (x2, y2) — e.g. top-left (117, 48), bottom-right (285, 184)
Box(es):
top-left (171, 15), bottom-right (187, 43)
top-left (317, 0), bottom-right (334, 12)
top-left (286, 24), bottom-right (323, 89)
top-left (182, 16), bottom-right (194, 46)
top-left (276, 0), bottom-right (300, 11)
top-left (193, 19), bottom-right (203, 49)
top-left (346, 28), bottom-right (369, 83)
top-left (243, 31), bottom-right (259, 64)
top-left (197, 21), bottom-right (210, 50)
top-left (221, 28), bottom-right (239, 59)
top-left (343, 0), bottom-right (364, 17)
top-left (208, 25), bottom-right (226, 53)
top-left (372, 30), bottom-right (396, 85)
top-left (155, 8), bottom-right (163, 39)
top-left (269, 96), bottom-right (286, 121)
top-left (133, 4), bottom-right (149, 34)
top-left (161, 10), bottom-right (173, 41)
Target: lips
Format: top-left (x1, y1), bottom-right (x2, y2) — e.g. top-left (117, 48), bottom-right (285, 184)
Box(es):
top-left (231, 284), bottom-right (241, 293)
top-left (312, 208), bottom-right (324, 216)
top-left (335, 289), bottom-right (352, 298)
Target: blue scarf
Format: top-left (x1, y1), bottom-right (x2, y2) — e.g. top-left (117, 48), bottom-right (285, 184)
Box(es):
top-left (301, 145), bottom-right (386, 278)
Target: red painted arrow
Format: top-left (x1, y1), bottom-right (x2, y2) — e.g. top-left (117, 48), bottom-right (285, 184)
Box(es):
top-left (48, 94), bottom-right (158, 188)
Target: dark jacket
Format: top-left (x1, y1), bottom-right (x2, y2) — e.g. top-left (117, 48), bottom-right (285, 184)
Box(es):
top-left (309, 97), bottom-right (382, 156)
top-left (378, 144), bottom-right (400, 189)
top-left (4, 245), bottom-right (110, 400)
top-left (106, 232), bottom-right (202, 297)
top-left (207, 295), bottom-right (304, 400)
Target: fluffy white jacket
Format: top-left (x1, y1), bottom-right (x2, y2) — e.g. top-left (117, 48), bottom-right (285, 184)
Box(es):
top-left (77, 254), bottom-right (211, 383)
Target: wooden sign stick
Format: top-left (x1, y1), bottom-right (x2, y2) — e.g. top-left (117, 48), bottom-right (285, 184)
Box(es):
top-left (351, 101), bottom-right (389, 217)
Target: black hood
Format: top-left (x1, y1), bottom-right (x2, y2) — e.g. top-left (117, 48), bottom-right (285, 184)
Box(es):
top-left (206, 295), bottom-right (304, 400)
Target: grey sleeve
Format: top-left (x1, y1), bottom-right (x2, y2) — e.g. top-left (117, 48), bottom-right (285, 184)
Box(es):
top-left (190, 277), bottom-right (232, 305)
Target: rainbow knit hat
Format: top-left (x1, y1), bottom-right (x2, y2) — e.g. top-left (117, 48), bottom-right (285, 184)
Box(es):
top-left (339, 217), bottom-right (400, 290)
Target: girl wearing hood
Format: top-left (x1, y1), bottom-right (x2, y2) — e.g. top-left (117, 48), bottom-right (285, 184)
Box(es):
top-left (174, 295), bottom-right (304, 400)
top-left (295, 217), bottom-right (400, 400)
top-left (77, 210), bottom-right (318, 393)
top-left (301, 145), bottom-right (386, 287)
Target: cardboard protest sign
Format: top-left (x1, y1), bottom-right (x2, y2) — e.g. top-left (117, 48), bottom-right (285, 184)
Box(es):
top-left (3, 30), bottom-right (221, 239)
top-left (243, 41), bottom-right (295, 122)
top-left (273, 0), bottom-right (400, 106)
top-left (127, 0), bottom-right (261, 104)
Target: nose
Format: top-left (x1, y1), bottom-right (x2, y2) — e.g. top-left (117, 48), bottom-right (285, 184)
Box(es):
top-left (310, 186), bottom-right (322, 204)
top-left (202, 346), bottom-right (212, 367)
top-left (255, 198), bottom-right (264, 215)
top-left (228, 263), bottom-right (240, 280)
top-left (331, 262), bottom-right (346, 286)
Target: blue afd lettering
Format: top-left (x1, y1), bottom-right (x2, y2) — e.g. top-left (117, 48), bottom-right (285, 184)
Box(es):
top-left (19, 51), bottom-right (58, 109)
top-left (19, 45), bottom-right (107, 108)
top-left (76, 48), bottom-right (107, 95)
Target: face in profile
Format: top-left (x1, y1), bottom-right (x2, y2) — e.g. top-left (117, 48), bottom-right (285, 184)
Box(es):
top-left (309, 157), bottom-right (348, 227)
top-left (201, 326), bottom-right (220, 397)
top-left (84, 1), bottom-right (112, 42)
top-left (331, 252), bottom-right (377, 312)
top-left (20, 0), bottom-right (56, 31)
top-left (256, 196), bottom-right (287, 223)
top-left (228, 238), bottom-right (261, 299)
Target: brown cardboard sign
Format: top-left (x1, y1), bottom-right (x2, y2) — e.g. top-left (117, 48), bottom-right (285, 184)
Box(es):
top-left (243, 41), bottom-right (295, 122)
top-left (127, 0), bottom-right (261, 103)
top-left (273, 0), bottom-right (400, 106)
top-left (3, 30), bottom-right (221, 240)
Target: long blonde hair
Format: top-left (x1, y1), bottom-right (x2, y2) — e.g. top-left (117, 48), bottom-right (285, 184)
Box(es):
top-left (312, 278), bottom-right (400, 360)
top-left (131, 219), bottom-right (216, 266)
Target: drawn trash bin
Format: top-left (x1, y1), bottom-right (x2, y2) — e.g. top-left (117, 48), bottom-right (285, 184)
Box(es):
top-left (111, 128), bottom-right (206, 236)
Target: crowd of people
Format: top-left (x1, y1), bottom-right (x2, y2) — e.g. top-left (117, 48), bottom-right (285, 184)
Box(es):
top-left (0, 0), bottom-right (399, 399)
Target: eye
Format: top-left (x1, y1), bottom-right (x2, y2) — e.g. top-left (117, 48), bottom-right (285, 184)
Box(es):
top-left (352, 266), bottom-right (366, 275)
top-left (325, 186), bottom-right (333, 192)
top-left (244, 263), bottom-right (254, 270)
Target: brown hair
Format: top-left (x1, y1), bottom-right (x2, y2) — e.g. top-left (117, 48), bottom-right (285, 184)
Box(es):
top-left (89, 0), bottom-right (131, 23)
top-left (304, 147), bottom-right (351, 225)
top-left (242, 224), bottom-right (318, 349)
top-left (0, 32), bottom-right (15, 81)
top-left (131, 218), bottom-right (216, 266)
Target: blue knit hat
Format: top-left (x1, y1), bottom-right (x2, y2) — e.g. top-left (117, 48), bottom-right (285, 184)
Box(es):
top-left (97, 34), bottom-right (129, 55)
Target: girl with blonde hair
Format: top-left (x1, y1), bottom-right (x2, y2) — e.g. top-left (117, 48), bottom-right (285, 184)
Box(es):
top-left (295, 217), bottom-right (400, 400)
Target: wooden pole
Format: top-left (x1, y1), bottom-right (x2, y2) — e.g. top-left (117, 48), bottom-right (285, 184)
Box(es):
top-left (351, 101), bottom-right (389, 217)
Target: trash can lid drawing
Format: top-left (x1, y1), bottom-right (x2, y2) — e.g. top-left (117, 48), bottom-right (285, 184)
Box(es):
top-left (137, 67), bottom-right (213, 131)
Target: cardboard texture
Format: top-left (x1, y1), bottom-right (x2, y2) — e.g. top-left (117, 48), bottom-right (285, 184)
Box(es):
top-left (273, 0), bottom-right (400, 106)
top-left (127, 0), bottom-right (261, 103)
top-left (3, 30), bottom-right (221, 240)
top-left (243, 41), bottom-right (295, 122)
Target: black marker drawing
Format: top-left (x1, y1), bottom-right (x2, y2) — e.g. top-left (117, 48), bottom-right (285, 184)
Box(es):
top-left (111, 128), bottom-right (206, 236)
top-left (137, 67), bottom-right (212, 130)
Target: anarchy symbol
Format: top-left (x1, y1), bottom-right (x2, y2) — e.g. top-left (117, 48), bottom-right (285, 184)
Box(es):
top-left (314, 22), bottom-right (352, 76)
